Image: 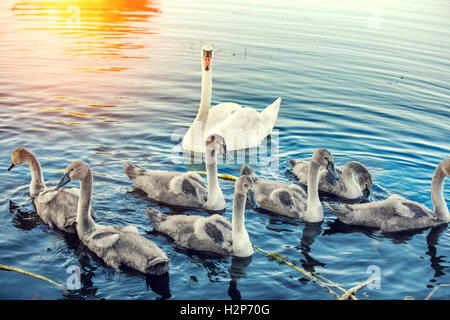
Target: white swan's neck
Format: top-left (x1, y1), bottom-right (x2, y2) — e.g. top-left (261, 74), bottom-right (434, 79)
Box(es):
top-left (304, 161), bottom-right (323, 222)
top-left (25, 154), bottom-right (46, 197)
top-left (197, 68), bottom-right (212, 122)
top-left (205, 150), bottom-right (225, 210)
top-left (183, 68), bottom-right (211, 151)
top-left (342, 165), bottom-right (361, 198)
top-left (431, 162), bottom-right (449, 222)
top-left (232, 192), bottom-right (253, 257)
top-left (77, 169), bottom-right (96, 237)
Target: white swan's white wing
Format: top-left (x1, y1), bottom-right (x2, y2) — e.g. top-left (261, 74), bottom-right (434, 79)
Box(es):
top-left (207, 98), bottom-right (281, 151)
top-left (206, 108), bottom-right (262, 151)
top-left (206, 102), bottom-right (243, 129)
top-left (184, 98), bottom-right (281, 152)
top-left (260, 97), bottom-right (282, 136)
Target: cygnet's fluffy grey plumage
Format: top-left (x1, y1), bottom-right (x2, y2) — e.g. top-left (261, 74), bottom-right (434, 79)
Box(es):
top-left (288, 159), bottom-right (373, 200)
top-left (146, 166), bottom-right (256, 257)
top-left (56, 160), bottom-right (169, 275)
top-left (246, 149), bottom-right (339, 222)
top-left (8, 147), bottom-right (95, 233)
top-left (326, 158), bottom-right (450, 232)
top-left (123, 134), bottom-right (227, 211)
top-left (242, 164), bottom-right (308, 218)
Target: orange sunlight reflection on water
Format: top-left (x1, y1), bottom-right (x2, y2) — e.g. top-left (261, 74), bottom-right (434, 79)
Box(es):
top-left (4, 0), bottom-right (161, 126)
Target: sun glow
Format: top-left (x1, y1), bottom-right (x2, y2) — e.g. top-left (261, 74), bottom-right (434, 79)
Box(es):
top-left (2, 0), bottom-right (162, 127)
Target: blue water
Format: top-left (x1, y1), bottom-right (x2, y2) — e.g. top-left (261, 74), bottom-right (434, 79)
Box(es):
top-left (0, 0), bottom-right (449, 300)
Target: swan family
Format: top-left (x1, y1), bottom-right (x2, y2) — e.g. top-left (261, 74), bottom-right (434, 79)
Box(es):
top-left (6, 45), bottom-right (449, 278)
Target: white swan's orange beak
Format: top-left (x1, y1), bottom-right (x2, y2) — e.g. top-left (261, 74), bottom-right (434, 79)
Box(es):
top-left (203, 50), bottom-right (212, 71)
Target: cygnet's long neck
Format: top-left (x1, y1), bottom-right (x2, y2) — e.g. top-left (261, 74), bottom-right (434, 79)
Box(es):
top-left (25, 154), bottom-right (46, 196)
top-left (77, 169), bottom-right (96, 237)
top-left (305, 161), bottom-right (323, 222)
top-left (342, 165), bottom-right (361, 198)
top-left (205, 149), bottom-right (224, 210)
top-left (232, 190), bottom-right (253, 257)
top-left (431, 162), bottom-right (449, 222)
top-left (196, 67), bottom-right (212, 122)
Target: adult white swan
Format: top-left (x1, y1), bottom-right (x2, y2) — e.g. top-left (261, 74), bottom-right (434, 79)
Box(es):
top-left (56, 160), bottom-right (170, 275)
top-left (326, 158), bottom-right (450, 232)
top-left (182, 44), bottom-right (281, 153)
top-left (8, 147), bottom-right (94, 233)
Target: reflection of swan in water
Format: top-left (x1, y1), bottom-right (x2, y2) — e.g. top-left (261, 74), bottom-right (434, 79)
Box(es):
top-left (323, 218), bottom-right (379, 239)
top-left (227, 256), bottom-right (253, 300)
top-left (326, 158), bottom-right (450, 232)
top-left (145, 272), bottom-right (171, 300)
top-left (9, 199), bottom-right (41, 231)
top-left (297, 223), bottom-right (325, 273)
top-left (424, 224), bottom-right (447, 279)
top-left (384, 224), bottom-right (448, 280)
top-left (325, 217), bottom-right (448, 285)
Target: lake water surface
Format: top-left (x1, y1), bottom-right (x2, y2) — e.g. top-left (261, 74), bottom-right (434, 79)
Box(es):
top-left (0, 0), bottom-right (449, 300)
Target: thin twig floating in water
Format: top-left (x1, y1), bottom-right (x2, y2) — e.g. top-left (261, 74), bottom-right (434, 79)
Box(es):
top-left (339, 278), bottom-right (376, 300)
top-left (253, 245), bottom-right (342, 299)
top-left (253, 246), bottom-right (387, 300)
top-left (0, 264), bottom-right (69, 294)
top-left (425, 284), bottom-right (450, 300)
top-left (314, 273), bottom-right (357, 300)
top-left (195, 171), bottom-right (238, 181)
